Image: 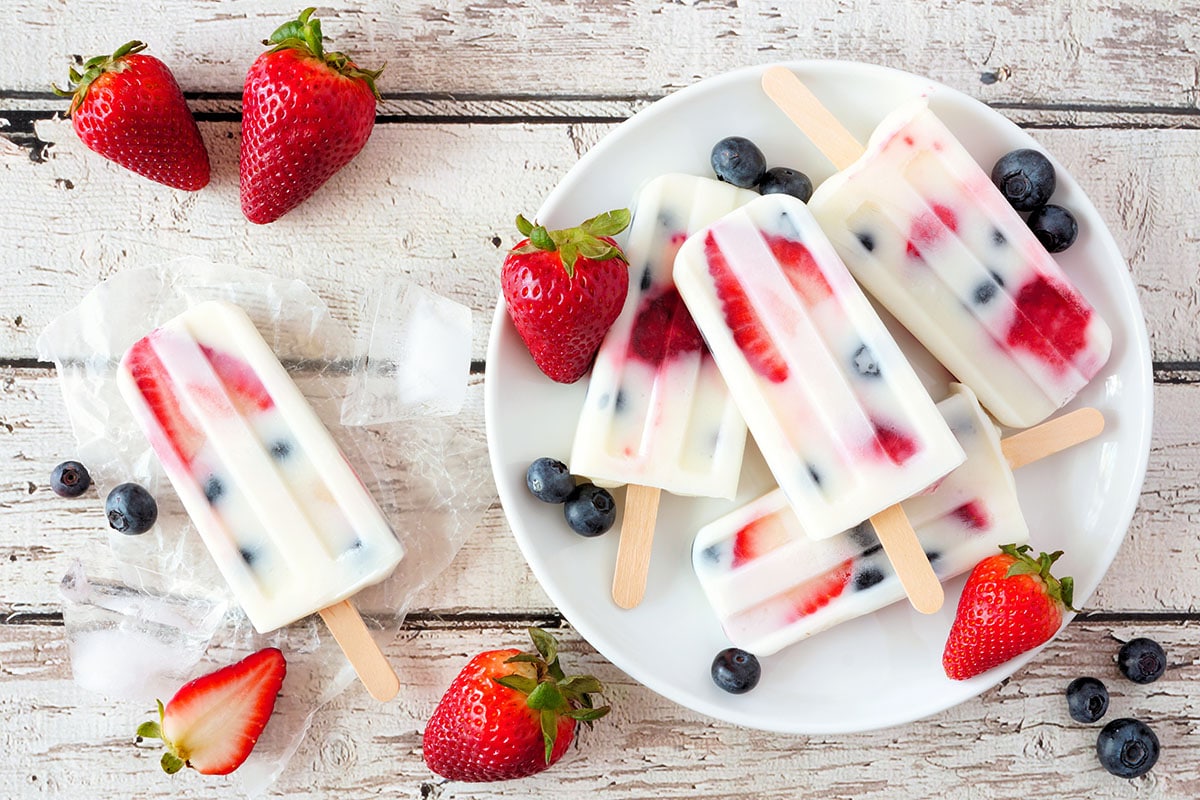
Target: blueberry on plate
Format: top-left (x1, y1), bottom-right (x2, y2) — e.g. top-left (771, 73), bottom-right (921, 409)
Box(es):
top-left (1027, 204), bottom-right (1078, 253)
top-left (990, 148), bottom-right (1056, 211)
top-left (757, 166), bottom-right (813, 202)
top-left (711, 136), bottom-right (767, 188)
top-left (1066, 676), bottom-right (1109, 723)
top-left (1096, 718), bottom-right (1159, 779)
top-left (711, 647), bottom-right (761, 694)
top-left (563, 484), bottom-right (616, 536)
top-left (50, 460), bottom-right (91, 498)
top-left (1117, 637), bottom-right (1166, 684)
top-left (105, 482), bottom-right (158, 535)
top-left (525, 457), bottom-right (576, 504)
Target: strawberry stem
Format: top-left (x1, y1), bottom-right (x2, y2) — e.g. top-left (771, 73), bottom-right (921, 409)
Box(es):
top-left (263, 7), bottom-right (384, 99)
top-left (51, 40), bottom-right (148, 115)
top-left (511, 209), bottom-right (631, 276)
top-left (999, 543), bottom-right (1078, 612)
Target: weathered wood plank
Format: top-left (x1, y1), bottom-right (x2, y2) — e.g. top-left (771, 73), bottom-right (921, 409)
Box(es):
top-left (0, 367), bottom-right (1194, 615)
top-left (5, 0), bottom-right (1199, 111)
top-left (1, 619), bottom-right (1196, 799)
top-left (1, 120), bottom-right (1199, 364)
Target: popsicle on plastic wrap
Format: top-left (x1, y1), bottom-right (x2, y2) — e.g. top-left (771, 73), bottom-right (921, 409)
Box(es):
top-left (691, 384), bottom-right (1103, 656)
top-left (570, 173), bottom-right (757, 608)
top-left (762, 66), bottom-right (1111, 429)
top-left (674, 192), bottom-right (965, 612)
top-left (118, 300), bottom-right (405, 700)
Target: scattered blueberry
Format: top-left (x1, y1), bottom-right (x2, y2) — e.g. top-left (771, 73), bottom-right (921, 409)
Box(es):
top-left (50, 460), bottom-right (91, 498)
top-left (990, 148), bottom-right (1056, 211)
top-left (1066, 676), bottom-right (1110, 723)
top-left (563, 484), bottom-right (616, 536)
top-left (711, 136), bottom-right (767, 188)
top-left (1027, 204), bottom-right (1078, 253)
top-left (105, 482), bottom-right (158, 535)
top-left (525, 457), bottom-right (576, 504)
top-left (204, 476), bottom-right (224, 503)
top-left (757, 166), bottom-right (813, 202)
top-left (1117, 638), bottom-right (1166, 684)
top-left (1096, 718), bottom-right (1160, 778)
top-left (711, 647), bottom-right (761, 694)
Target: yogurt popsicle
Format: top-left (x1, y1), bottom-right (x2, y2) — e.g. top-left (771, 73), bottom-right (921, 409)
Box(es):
top-left (693, 384), bottom-right (1024, 655)
top-left (118, 300), bottom-right (405, 699)
top-left (674, 192), bottom-right (965, 539)
top-left (763, 67), bottom-right (1112, 428)
top-left (570, 173), bottom-right (757, 608)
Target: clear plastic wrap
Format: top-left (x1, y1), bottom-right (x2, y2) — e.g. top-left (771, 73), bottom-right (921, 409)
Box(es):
top-left (38, 257), bottom-right (492, 795)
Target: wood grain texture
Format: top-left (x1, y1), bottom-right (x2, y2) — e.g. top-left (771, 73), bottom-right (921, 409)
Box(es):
top-left (7, 0), bottom-right (1200, 110)
top-left (1, 619), bottom-right (1197, 799)
top-left (2, 121), bottom-right (1198, 363)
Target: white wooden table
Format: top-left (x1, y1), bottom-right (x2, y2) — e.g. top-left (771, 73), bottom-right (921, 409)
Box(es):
top-left (3, 2), bottom-right (1198, 797)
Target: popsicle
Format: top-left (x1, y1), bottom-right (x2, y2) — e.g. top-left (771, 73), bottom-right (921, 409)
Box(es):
top-left (692, 384), bottom-right (1104, 656)
top-left (569, 173), bottom-right (757, 608)
top-left (117, 300), bottom-right (405, 701)
top-left (673, 192), bottom-right (965, 613)
top-left (762, 66), bottom-right (1112, 429)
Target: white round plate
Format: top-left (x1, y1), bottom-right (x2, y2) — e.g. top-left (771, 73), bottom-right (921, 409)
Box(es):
top-left (484, 61), bottom-right (1152, 733)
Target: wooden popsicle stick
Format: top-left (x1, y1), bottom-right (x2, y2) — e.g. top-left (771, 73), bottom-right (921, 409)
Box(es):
top-left (611, 484), bottom-right (662, 609)
top-left (318, 599), bottom-right (400, 702)
top-left (1001, 407), bottom-right (1106, 469)
top-left (869, 504), bottom-right (944, 614)
top-left (761, 66), bottom-right (866, 169)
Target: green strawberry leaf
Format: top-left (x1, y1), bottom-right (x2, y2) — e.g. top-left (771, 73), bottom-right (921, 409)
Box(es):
top-left (526, 681), bottom-right (565, 712)
top-left (494, 674), bottom-right (538, 695)
top-left (565, 706), bottom-right (611, 722)
top-left (1060, 575), bottom-right (1076, 611)
top-left (136, 721), bottom-right (162, 741)
top-left (540, 709), bottom-right (557, 763)
top-left (580, 208), bottom-right (631, 238)
top-left (160, 752), bottom-right (185, 775)
top-left (528, 627), bottom-right (558, 664)
top-left (559, 675), bottom-right (604, 695)
top-left (515, 214), bottom-right (535, 237)
top-left (557, 242), bottom-right (581, 276)
top-left (529, 225), bottom-right (557, 253)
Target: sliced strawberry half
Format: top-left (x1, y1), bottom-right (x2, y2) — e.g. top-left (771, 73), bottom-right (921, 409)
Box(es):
top-left (199, 345), bottom-right (275, 416)
top-left (767, 235), bottom-right (832, 308)
top-left (905, 203), bottom-right (957, 259)
top-left (1006, 273), bottom-right (1092, 373)
top-left (137, 647), bottom-right (287, 775)
top-left (124, 336), bottom-right (204, 465)
top-left (704, 232), bottom-right (788, 383)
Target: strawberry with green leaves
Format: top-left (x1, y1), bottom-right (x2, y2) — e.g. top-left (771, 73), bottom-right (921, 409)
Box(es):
top-left (422, 628), bottom-right (610, 782)
top-left (136, 647), bottom-right (286, 775)
top-left (52, 41), bottom-right (210, 190)
top-left (240, 8), bottom-right (383, 223)
top-left (942, 544), bottom-right (1076, 680)
top-left (501, 209), bottom-right (631, 383)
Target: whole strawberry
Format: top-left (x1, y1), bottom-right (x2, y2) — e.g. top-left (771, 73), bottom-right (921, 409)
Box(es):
top-left (52, 41), bottom-right (209, 190)
top-left (943, 544), bottom-right (1076, 681)
top-left (422, 628), bottom-right (610, 782)
top-left (240, 7), bottom-right (382, 223)
top-left (136, 647), bottom-right (286, 775)
top-left (501, 210), bottom-right (631, 383)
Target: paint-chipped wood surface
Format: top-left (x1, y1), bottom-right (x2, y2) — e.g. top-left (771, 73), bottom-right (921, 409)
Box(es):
top-left (2, 1), bottom-right (1197, 797)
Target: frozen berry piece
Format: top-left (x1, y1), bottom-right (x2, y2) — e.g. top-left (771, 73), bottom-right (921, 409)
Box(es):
top-left (758, 166), bottom-right (813, 202)
top-left (711, 647), bottom-right (761, 694)
top-left (711, 136), bottom-right (766, 188)
top-left (1027, 204), bottom-right (1078, 253)
top-left (1096, 718), bottom-right (1159, 778)
top-left (105, 482), bottom-right (158, 535)
top-left (563, 484), bottom-right (616, 536)
top-left (990, 148), bottom-right (1056, 211)
top-left (51, 460), bottom-right (91, 498)
top-left (1117, 637), bottom-right (1166, 684)
top-left (1066, 676), bottom-right (1109, 723)
top-left (525, 457), bottom-right (576, 504)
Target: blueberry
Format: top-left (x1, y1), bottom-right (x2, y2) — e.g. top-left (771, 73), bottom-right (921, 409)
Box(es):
top-left (1096, 718), bottom-right (1160, 778)
top-left (1027, 204), bottom-right (1078, 253)
top-left (105, 482), bottom-right (157, 535)
top-left (711, 136), bottom-right (767, 188)
top-left (563, 484), bottom-right (616, 536)
top-left (853, 566), bottom-right (886, 591)
top-left (711, 647), bottom-right (761, 694)
top-left (851, 344), bottom-right (880, 377)
top-left (1066, 676), bottom-right (1109, 723)
top-left (204, 476), bottom-right (224, 503)
top-left (50, 460), bottom-right (91, 498)
top-left (990, 148), bottom-right (1056, 211)
top-left (1117, 637), bottom-right (1166, 684)
top-left (757, 166), bottom-right (813, 202)
top-left (525, 457), bottom-right (576, 504)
